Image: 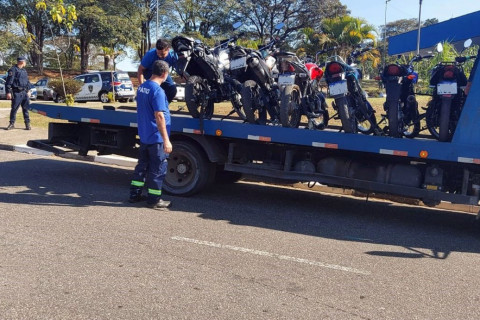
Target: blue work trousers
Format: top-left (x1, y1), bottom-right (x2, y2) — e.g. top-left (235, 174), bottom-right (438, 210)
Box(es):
top-left (130, 142), bottom-right (168, 205)
top-left (10, 91), bottom-right (30, 124)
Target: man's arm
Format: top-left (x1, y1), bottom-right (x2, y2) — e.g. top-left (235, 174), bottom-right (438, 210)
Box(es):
top-left (5, 68), bottom-right (15, 100)
top-left (137, 64), bottom-right (146, 85)
top-left (155, 111), bottom-right (172, 153)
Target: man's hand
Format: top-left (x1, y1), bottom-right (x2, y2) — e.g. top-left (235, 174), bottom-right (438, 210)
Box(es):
top-left (164, 140), bottom-right (173, 154)
top-left (6, 93), bottom-right (12, 100)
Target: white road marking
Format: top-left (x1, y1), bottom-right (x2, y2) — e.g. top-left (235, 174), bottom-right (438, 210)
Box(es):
top-left (171, 236), bottom-right (370, 275)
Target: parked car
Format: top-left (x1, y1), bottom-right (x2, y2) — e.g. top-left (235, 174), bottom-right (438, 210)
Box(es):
top-left (0, 78), bottom-right (35, 100)
top-left (0, 78), bottom-right (5, 99)
top-left (73, 71), bottom-right (135, 103)
top-left (173, 83), bottom-right (185, 101)
top-left (29, 83), bottom-right (37, 100)
top-left (34, 78), bottom-right (56, 100)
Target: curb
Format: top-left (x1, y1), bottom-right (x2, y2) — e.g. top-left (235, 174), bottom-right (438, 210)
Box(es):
top-left (4, 143), bottom-right (137, 168)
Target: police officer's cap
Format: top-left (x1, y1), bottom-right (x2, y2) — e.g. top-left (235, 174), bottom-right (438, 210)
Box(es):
top-left (17, 56), bottom-right (27, 62)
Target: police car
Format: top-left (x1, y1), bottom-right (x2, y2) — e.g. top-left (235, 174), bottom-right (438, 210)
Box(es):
top-left (0, 78), bottom-right (5, 99)
top-left (73, 71), bottom-right (135, 103)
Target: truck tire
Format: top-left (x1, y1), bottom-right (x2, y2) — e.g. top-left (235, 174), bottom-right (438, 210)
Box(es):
top-left (336, 96), bottom-right (356, 133)
top-left (163, 140), bottom-right (215, 196)
top-left (185, 75), bottom-right (214, 119)
top-left (387, 100), bottom-right (401, 138)
top-left (280, 85), bottom-right (302, 128)
top-left (241, 80), bottom-right (265, 124)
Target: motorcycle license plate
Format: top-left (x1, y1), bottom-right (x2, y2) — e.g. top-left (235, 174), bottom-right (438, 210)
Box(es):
top-left (230, 57), bottom-right (247, 70)
top-left (329, 81), bottom-right (347, 96)
top-left (437, 81), bottom-right (457, 95)
top-left (278, 74), bottom-right (295, 85)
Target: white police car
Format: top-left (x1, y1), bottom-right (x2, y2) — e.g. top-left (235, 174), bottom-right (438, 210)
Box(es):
top-left (0, 78), bottom-right (6, 99)
top-left (74, 71), bottom-right (135, 103)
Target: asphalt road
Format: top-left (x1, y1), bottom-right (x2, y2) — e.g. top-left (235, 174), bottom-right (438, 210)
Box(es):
top-left (1, 150), bottom-right (480, 320)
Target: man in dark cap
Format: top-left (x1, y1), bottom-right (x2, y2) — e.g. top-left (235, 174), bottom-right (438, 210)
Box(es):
top-left (137, 39), bottom-right (178, 103)
top-left (5, 56), bottom-right (32, 130)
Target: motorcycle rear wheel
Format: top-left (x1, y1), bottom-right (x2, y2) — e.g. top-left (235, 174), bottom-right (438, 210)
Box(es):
top-left (241, 80), bottom-right (267, 124)
top-left (185, 75), bottom-right (214, 119)
top-left (387, 101), bottom-right (401, 138)
top-left (336, 96), bottom-right (356, 133)
top-left (280, 85), bottom-right (302, 128)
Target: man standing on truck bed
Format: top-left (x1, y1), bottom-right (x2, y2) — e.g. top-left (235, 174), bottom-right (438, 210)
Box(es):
top-left (130, 60), bottom-right (173, 210)
top-left (5, 56), bottom-right (31, 130)
top-left (137, 39), bottom-right (178, 103)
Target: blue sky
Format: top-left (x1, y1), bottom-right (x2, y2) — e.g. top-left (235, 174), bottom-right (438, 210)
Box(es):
top-left (116, 0), bottom-right (480, 71)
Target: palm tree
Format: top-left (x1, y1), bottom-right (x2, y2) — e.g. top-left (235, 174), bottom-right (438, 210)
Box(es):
top-left (320, 16), bottom-right (377, 60)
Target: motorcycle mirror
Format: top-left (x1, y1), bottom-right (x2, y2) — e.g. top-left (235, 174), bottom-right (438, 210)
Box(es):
top-left (464, 38), bottom-right (473, 48)
top-left (436, 42), bottom-right (443, 53)
top-left (232, 22), bottom-right (242, 30)
top-left (274, 22), bottom-right (285, 30)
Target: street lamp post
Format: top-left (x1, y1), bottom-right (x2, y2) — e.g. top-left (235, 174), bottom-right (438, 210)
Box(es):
top-left (416, 0), bottom-right (423, 55)
top-left (383, 0), bottom-right (391, 68)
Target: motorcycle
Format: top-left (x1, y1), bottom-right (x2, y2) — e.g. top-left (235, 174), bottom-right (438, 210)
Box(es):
top-left (276, 49), bottom-right (329, 129)
top-left (236, 23), bottom-right (285, 125)
top-left (324, 46), bottom-right (380, 134)
top-left (381, 54), bottom-right (433, 138)
top-left (171, 22), bottom-right (245, 120)
top-left (425, 40), bottom-right (476, 142)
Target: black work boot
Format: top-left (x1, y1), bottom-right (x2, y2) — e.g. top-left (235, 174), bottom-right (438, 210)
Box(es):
top-left (5, 123), bottom-right (14, 130)
top-left (25, 123), bottom-right (31, 130)
top-left (147, 199), bottom-right (172, 210)
top-left (128, 188), bottom-right (145, 203)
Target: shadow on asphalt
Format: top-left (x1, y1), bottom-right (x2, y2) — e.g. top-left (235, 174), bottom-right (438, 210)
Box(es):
top-left (1, 157), bottom-right (479, 259)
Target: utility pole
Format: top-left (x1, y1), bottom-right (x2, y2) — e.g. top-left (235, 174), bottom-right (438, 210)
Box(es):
top-left (383, 0), bottom-right (391, 68)
top-left (156, 0), bottom-right (159, 41)
top-left (416, 0), bottom-right (423, 55)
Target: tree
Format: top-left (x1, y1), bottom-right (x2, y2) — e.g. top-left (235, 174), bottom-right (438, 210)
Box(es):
top-left (320, 16), bottom-right (377, 59)
top-left (0, 0), bottom-right (48, 72)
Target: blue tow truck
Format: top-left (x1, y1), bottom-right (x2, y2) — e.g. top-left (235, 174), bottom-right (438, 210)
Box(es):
top-left (28, 71), bottom-right (480, 216)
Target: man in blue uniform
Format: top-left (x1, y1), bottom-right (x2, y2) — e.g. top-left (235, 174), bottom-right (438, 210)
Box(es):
top-left (5, 56), bottom-right (31, 130)
top-left (130, 60), bottom-right (173, 209)
top-left (137, 39), bottom-right (178, 103)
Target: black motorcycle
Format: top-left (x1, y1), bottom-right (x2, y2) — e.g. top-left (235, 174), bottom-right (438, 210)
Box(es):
top-left (324, 47), bottom-right (380, 134)
top-left (236, 23), bottom-right (286, 125)
top-left (172, 25), bottom-right (245, 120)
top-left (276, 50), bottom-right (329, 129)
top-left (381, 54), bottom-right (432, 138)
top-left (426, 40), bottom-right (476, 142)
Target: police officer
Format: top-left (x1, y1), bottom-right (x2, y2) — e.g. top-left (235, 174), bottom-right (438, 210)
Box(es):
top-left (5, 56), bottom-right (31, 130)
top-left (129, 60), bottom-right (173, 209)
top-left (137, 39), bottom-right (178, 103)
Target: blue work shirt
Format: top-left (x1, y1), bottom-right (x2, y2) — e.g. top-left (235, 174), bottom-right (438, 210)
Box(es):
top-left (141, 48), bottom-right (178, 80)
top-left (136, 80), bottom-right (171, 145)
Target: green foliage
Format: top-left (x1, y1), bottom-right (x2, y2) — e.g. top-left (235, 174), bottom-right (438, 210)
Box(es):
top-left (49, 78), bottom-right (82, 97)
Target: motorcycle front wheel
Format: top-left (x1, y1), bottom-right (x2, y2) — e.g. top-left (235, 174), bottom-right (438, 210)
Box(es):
top-left (185, 75), bottom-right (214, 119)
top-left (280, 85), bottom-right (302, 128)
top-left (241, 80), bottom-right (267, 124)
top-left (401, 109), bottom-right (421, 139)
top-left (355, 98), bottom-right (376, 135)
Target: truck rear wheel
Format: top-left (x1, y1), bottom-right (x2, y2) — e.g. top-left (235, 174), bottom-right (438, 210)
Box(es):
top-left (163, 140), bottom-right (215, 196)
